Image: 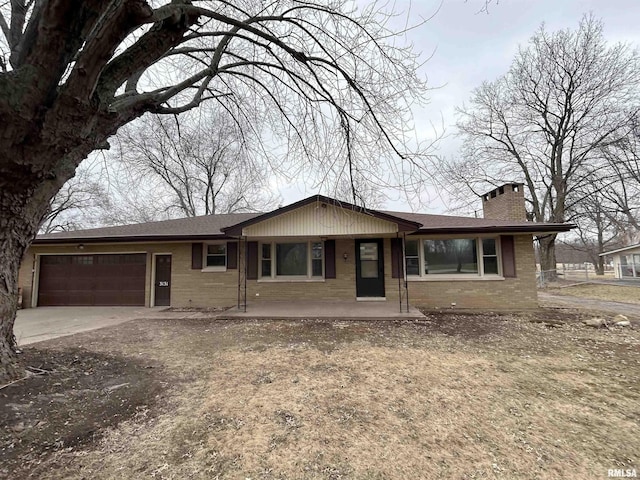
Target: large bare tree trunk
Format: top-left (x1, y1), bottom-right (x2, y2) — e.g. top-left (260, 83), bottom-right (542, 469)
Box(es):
top-left (1, 178), bottom-right (55, 382)
top-left (593, 226), bottom-right (606, 276)
top-left (594, 256), bottom-right (605, 276)
top-left (0, 246), bottom-right (23, 382)
top-left (0, 152), bottom-right (78, 382)
top-left (538, 234), bottom-right (558, 278)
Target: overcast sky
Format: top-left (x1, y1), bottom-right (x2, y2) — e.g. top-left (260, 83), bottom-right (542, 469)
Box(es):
top-left (277, 0), bottom-right (640, 213)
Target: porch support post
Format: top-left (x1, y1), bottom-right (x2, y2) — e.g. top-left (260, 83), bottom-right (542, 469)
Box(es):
top-left (404, 232), bottom-right (410, 314)
top-left (237, 236), bottom-right (241, 310)
top-left (243, 237), bottom-right (248, 312)
top-left (237, 235), bottom-right (247, 312)
top-left (396, 232), bottom-right (402, 313)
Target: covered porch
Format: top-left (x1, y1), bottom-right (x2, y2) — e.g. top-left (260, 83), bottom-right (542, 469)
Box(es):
top-left (221, 196), bottom-right (420, 313)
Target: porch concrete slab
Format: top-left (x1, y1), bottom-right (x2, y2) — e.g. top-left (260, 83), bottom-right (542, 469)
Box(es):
top-left (220, 301), bottom-right (426, 320)
top-left (14, 306), bottom-right (166, 346)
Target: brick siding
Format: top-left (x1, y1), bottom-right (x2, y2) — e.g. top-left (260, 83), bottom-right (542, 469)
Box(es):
top-left (20, 235), bottom-right (538, 310)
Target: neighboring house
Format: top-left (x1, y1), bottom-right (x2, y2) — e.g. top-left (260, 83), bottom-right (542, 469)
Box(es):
top-left (599, 244), bottom-right (640, 279)
top-left (18, 183), bottom-right (573, 311)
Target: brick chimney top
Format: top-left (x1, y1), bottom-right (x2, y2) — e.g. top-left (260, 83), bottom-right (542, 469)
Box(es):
top-left (482, 183), bottom-right (527, 221)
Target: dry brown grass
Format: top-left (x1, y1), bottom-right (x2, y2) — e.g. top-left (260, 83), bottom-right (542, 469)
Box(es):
top-left (546, 283), bottom-right (640, 304)
top-left (11, 314), bottom-right (640, 480)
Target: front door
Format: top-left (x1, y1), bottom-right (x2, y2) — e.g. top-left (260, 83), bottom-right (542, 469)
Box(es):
top-left (154, 255), bottom-right (172, 306)
top-left (355, 239), bottom-right (385, 297)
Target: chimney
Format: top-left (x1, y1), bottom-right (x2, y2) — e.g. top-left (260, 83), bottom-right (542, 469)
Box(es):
top-left (482, 183), bottom-right (527, 221)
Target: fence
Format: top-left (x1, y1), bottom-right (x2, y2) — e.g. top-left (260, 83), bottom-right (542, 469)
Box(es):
top-left (536, 264), bottom-right (615, 287)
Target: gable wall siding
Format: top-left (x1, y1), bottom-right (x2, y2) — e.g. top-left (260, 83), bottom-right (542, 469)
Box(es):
top-left (20, 235), bottom-right (538, 310)
top-left (243, 203), bottom-right (398, 237)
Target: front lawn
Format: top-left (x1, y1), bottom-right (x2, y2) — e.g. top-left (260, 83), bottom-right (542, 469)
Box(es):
top-left (1, 310), bottom-right (639, 479)
top-left (544, 283), bottom-right (640, 304)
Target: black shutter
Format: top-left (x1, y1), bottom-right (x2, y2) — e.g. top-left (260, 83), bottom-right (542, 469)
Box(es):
top-left (247, 241), bottom-right (258, 279)
top-left (192, 243), bottom-right (203, 270)
top-left (391, 238), bottom-right (404, 278)
top-left (227, 242), bottom-right (238, 269)
top-left (324, 239), bottom-right (336, 279)
top-left (501, 235), bottom-right (517, 278)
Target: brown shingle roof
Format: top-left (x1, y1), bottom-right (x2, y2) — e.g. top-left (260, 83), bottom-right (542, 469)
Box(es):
top-left (34, 212), bottom-right (260, 244)
top-left (33, 197), bottom-right (574, 245)
top-left (382, 211), bottom-right (573, 234)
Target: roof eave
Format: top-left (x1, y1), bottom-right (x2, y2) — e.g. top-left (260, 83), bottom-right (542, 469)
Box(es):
top-left (409, 224), bottom-right (575, 236)
top-left (31, 233), bottom-right (231, 245)
top-left (599, 243), bottom-right (640, 256)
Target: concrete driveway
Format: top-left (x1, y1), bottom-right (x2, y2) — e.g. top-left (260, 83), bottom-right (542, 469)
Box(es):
top-left (14, 307), bottom-right (159, 346)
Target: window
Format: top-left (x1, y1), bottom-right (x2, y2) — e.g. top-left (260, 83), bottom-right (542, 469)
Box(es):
top-left (71, 255), bottom-right (94, 265)
top-left (261, 241), bottom-right (323, 279)
top-left (276, 243), bottom-right (307, 276)
top-left (482, 238), bottom-right (498, 274)
top-left (359, 242), bottom-right (379, 278)
top-left (261, 243), bottom-right (272, 277)
top-left (424, 239), bottom-right (477, 274)
top-left (311, 242), bottom-right (323, 277)
top-left (406, 237), bottom-right (501, 278)
top-left (205, 243), bottom-right (226, 269)
top-left (621, 254), bottom-right (640, 278)
top-left (405, 241), bottom-right (420, 276)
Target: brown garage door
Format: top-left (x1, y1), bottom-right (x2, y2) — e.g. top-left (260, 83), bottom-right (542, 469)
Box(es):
top-left (38, 254), bottom-right (147, 306)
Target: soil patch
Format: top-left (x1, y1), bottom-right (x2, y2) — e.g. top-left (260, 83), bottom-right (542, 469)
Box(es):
top-left (164, 306), bottom-right (229, 313)
top-left (416, 311), bottom-right (515, 339)
top-left (0, 347), bottom-right (165, 478)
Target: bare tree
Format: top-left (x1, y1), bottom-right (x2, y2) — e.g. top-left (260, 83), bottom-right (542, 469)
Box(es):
top-left (563, 187), bottom-right (621, 275)
top-left (599, 123), bottom-right (640, 240)
top-left (39, 160), bottom-right (111, 233)
top-left (442, 15), bottom-right (640, 273)
top-left (114, 107), bottom-right (279, 218)
top-left (98, 172), bottom-right (176, 226)
top-left (330, 173), bottom-right (386, 209)
top-left (0, 1), bottom-right (431, 380)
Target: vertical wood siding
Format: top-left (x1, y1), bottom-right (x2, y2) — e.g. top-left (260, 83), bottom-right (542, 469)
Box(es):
top-left (243, 202), bottom-right (398, 237)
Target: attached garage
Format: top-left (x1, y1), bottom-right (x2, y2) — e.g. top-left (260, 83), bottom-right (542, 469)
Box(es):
top-left (37, 254), bottom-right (146, 306)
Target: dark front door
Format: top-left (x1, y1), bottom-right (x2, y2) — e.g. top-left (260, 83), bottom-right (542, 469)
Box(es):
top-left (355, 239), bottom-right (385, 297)
top-left (154, 255), bottom-right (172, 306)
